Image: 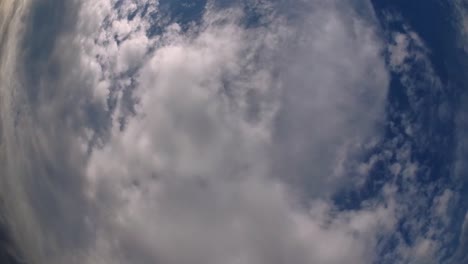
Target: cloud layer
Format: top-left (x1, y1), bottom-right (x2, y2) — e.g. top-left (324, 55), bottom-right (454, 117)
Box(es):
top-left (0, 0), bottom-right (467, 264)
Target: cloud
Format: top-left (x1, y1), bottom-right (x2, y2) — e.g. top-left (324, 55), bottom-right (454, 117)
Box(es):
top-left (369, 12), bottom-right (468, 263)
top-left (4, 0), bottom-right (444, 264)
top-left (76, 1), bottom-right (392, 263)
top-left (451, 0), bottom-right (468, 52)
top-left (11, 1), bottom-right (467, 264)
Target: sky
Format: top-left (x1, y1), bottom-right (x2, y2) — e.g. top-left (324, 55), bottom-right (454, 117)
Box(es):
top-left (0, 0), bottom-right (467, 263)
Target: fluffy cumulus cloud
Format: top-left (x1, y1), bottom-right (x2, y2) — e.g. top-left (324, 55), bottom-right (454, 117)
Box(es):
top-left (77, 0), bottom-right (391, 263)
top-left (1, 0), bottom-right (466, 264)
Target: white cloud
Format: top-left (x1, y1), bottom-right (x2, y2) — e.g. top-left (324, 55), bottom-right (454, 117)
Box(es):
top-left (78, 1), bottom-right (392, 263)
top-left (433, 189), bottom-right (454, 221)
top-left (1, 0), bottom-right (403, 264)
